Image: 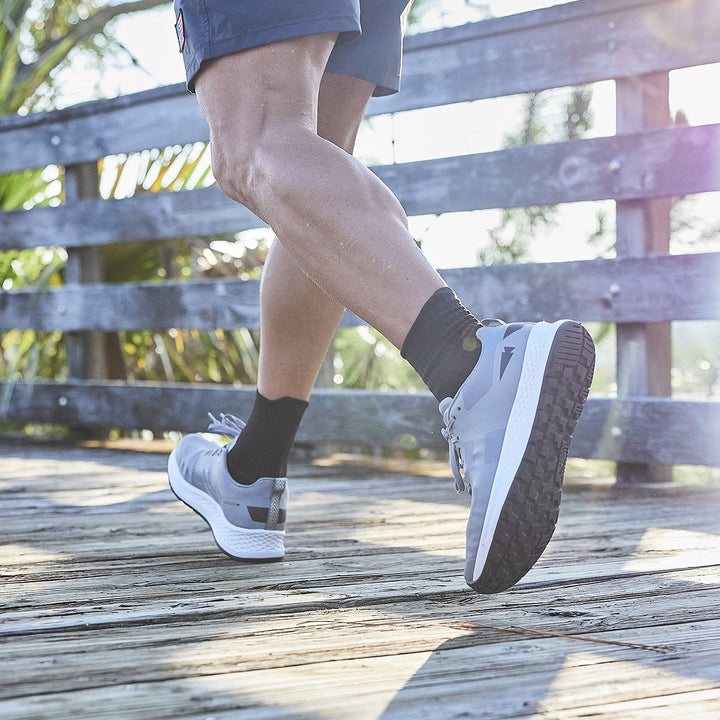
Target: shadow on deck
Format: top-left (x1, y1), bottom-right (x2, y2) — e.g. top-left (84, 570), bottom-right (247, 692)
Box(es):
top-left (2, 440), bottom-right (719, 719)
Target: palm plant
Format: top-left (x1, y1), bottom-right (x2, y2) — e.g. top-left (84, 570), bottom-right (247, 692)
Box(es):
top-left (1, 0), bottom-right (171, 410)
top-left (1, 0), bottom-right (169, 114)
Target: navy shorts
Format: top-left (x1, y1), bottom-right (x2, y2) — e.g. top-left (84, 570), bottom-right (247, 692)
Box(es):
top-left (174, 0), bottom-right (411, 96)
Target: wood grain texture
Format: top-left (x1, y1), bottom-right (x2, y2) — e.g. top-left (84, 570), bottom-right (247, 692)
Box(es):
top-left (1, 0), bottom-right (718, 173)
top-left (1, 0), bottom-right (719, 475)
top-left (614, 73), bottom-right (673, 483)
top-left (2, 253), bottom-right (718, 331)
top-left (1, 442), bottom-right (719, 719)
top-left (0, 185), bottom-right (264, 251)
top-left (2, 382), bottom-right (719, 466)
top-left (63, 162), bottom-right (107, 383)
top-left (2, 123), bottom-right (719, 251)
top-left (377, 0), bottom-right (720, 114)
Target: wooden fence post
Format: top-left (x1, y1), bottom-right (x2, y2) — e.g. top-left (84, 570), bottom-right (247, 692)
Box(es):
top-left (615, 73), bottom-right (673, 483)
top-left (64, 161), bottom-right (108, 382)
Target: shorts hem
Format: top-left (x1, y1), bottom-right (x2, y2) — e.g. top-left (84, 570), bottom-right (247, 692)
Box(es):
top-left (186, 15), bottom-right (361, 92)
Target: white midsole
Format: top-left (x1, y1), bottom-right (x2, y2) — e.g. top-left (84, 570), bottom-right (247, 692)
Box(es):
top-left (472, 320), bottom-right (567, 581)
top-left (168, 450), bottom-right (285, 560)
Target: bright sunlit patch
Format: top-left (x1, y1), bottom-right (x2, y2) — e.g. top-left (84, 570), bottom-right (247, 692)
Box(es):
top-left (147, 503), bottom-right (187, 515)
top-left (0, 544), bottom-right (70, 567)
top-left (37, 486), bottom-right (153, 507)
top-left (622, 528), bottom-right (720, 584)
top-left (542, 650), bottom-right (712, 713)
top-left (671, 63), bottom-right (720, 125)
top-left (340, 495), bottom-right (467, 559)
top-left (174, 647), bottom-right (435, 720)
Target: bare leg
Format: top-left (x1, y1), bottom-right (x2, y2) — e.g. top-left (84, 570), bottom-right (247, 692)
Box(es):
top-left (258, 73), bottom-right (374, 401)
top-left (173, 34), bottom-right (596, 591)
top-left (195, 34), bottom-right (446, 350)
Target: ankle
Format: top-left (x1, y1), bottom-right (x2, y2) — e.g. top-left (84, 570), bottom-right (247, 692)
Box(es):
top-left (225, 391), bottom-right (308, 485)
top-left (401, 287), bottom-right (482, 401)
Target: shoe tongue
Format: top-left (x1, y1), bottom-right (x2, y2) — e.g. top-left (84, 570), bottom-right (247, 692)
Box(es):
top-left (223, 435), bottom-right (241, 453)
top-left (207, 411), bottom-right (246, 437)
top-left (438, 396), bottom-right (453, 415)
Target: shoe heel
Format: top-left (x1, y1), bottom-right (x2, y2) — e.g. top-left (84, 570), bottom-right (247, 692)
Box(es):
top-left (551, 321), bottom-right (596, 425)
top-left (265, 478), bottom-right (287, 531)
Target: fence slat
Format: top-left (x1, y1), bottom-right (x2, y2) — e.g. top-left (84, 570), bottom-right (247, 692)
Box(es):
top-left (0, 277), bottom-right (263, 332)
top-left (63, 162), bottom-right (108, 382)
top-left (2, 381), bottom-right (719, 467)
top-left (0, 186), bottom-right (264, 251)
top-left (2, 0), bottom-right (719, 174)
top-left (614, 73), bottom-right (673, 483)
top-left (379, 123), bottom-right (720, 215)
top-left (0, 87), bottom-right (207, 176)
top-left (2, 123), bottom-right (719, 252)
top-left (378, 0), bottom-right (720, 114)
top-left (2, 253), bottom-right (719, 332)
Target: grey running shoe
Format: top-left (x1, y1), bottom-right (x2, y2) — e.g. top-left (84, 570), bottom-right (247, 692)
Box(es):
top-left (168, 413), bottom-right (287, 560)
top-left (440, 319), bottom-right (595, 594)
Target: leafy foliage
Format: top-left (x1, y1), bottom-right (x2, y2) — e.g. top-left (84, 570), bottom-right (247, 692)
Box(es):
top-left (0, 0), bottom-right (170, 396)
top-left (334, 326), bottom-right (423, 392)
top-left (0, 246), bottom-right (67, 416)
top-left (1, 0), bottom-right (169, 114)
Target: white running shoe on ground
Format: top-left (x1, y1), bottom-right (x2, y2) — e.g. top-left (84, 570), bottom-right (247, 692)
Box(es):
top-left (440, 319), bottom-right (595, 594)
top-left (168, 413), bottom-right (287, 561)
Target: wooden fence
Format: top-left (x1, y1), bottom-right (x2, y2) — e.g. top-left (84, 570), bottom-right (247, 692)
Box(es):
top-left (1, 0), bottom-right (719, 480)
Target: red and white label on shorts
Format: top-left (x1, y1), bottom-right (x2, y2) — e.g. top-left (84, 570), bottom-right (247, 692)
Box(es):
top-left (175, 9), bottom-right (186, 53)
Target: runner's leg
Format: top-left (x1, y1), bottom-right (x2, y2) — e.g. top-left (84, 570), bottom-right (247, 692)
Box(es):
top-left (225, 72), bottom-right (384, 484)
top-left (257, 72), bottom-right (376, 402)
top-left (195, 34), bottom-right (446, 351)
top-left (172, 21), bottom-right (595, 592)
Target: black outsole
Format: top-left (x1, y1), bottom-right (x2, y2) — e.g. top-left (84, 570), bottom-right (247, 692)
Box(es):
top-left (469, 322), bottom-right (596, 594)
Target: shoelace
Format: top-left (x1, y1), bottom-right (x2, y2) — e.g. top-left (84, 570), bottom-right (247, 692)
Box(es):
top-left (440, 317), bottom-right (504, 494)
top-left (441, 409), bottom-right (468, 493)
top-left (207, 412), bottom-right (246, 438)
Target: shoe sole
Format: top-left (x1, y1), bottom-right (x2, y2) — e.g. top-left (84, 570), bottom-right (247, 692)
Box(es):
top-left (168, 450), bottom-right (285, 561)
top-left (469, 321), bottom-right (595, 594)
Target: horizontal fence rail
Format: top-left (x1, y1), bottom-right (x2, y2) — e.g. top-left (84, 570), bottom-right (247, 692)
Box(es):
top-left (2, 123), bottom-right (719, 251)
top-left (0, 0), bottom-right (718, 175)
top-left (2, 253), bottom-right (719, 331)
top-left (1, 0), bottom-right (719, 472)
top-left (2, 381), bottom-right (719, 467)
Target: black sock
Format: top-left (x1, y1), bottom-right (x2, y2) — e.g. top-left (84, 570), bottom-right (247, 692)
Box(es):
top-left (401, 287), bottom-right (482, 402)
top-left (225, 391), bottom-right (308, 485)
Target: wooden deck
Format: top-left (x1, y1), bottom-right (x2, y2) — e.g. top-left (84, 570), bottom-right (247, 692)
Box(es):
top-left (2, 440), bottom-right (719, 719)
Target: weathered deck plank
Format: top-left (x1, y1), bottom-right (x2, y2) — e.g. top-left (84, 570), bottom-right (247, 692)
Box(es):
top-left (1, 442), bottom-right (719, 719)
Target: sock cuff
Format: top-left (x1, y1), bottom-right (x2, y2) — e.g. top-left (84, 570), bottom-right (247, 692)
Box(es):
top-left (255, 391), bottom-right (309, 415)
top-left (249, 392), bottom-right (308, 446)
top-left (401, 287), bottom-right (458, 360)
top-left (400, 286), bottom-right (482, 401)
top-left (225, 391), bottom-right (308, 484)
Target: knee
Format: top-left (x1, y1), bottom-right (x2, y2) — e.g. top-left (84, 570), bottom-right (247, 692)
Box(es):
top-left (209, 132), bottom-right (260, 211)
